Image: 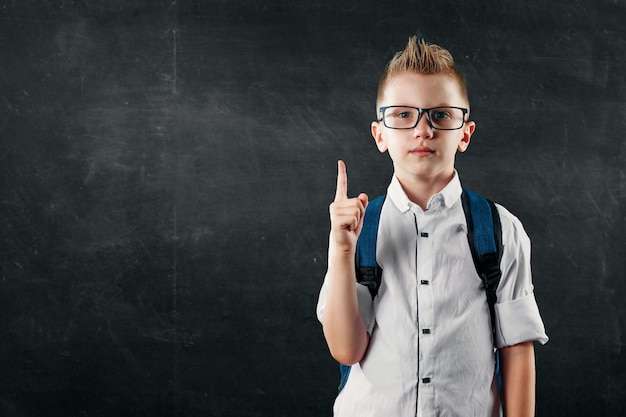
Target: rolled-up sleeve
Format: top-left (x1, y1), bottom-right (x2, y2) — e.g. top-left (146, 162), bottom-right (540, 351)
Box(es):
top-left (494, 205), bottom-right (549, 348)
top-left (316, 235), bottom-right (376, 334)
top-left (495, 293), bottom-right (548, 346)
top-left (317, 278), bottom-right (375, 334)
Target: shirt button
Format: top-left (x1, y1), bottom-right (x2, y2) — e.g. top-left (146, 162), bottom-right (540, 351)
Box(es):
top-left (420, 232), bottom-right (429, 238)
top-left (422, 377), bottom-right (431, 384)
top-left (422, 328), bottom-right (431, 334)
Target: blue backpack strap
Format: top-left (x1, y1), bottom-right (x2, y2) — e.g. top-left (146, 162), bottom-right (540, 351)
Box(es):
top-left (460, 189), bottom-right (503, 340)
top-left (355, 195), bottom-right (386, 299)
top-left (338, 195), bottom-right (386, 392)
top-left (461, 188), bottom-right (504, 413)
top-left (338, 363), bottom-right (351, 392)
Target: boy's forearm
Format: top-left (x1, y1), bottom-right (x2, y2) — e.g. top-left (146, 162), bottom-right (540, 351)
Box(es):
top-left (322, 249), bottom-right (369, 366)
top-left (500, 341), bottom-right (536, 417)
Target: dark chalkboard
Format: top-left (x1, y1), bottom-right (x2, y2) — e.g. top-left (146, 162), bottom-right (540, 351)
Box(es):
top-left (1, 1), bottom-right (624, 416)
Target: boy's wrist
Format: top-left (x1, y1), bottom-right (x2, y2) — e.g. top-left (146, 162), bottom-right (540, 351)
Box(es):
top-left (331, 246), bottom-right (356, 259)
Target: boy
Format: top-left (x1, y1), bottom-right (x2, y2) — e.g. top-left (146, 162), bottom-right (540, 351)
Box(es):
top-left (316, 37), bottom-right (548, 416)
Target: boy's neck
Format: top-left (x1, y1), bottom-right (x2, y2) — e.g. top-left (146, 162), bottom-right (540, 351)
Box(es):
top-left (395, 171), bottom-right (455, 211)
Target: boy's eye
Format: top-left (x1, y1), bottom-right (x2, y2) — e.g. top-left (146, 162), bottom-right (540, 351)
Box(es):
top-left (389, 108), bottom-right (417, 119)
top-left (431, 110), bottom-right (451, 120)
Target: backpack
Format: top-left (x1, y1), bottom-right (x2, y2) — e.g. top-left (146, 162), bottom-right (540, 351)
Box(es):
top-left (338, 189), bottom-right (504, 406)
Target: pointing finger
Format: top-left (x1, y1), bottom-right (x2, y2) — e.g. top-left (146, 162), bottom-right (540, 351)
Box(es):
top-left (334, 160), bottom-right (348, 202)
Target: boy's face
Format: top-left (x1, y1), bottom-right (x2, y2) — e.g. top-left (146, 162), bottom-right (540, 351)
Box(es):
top-left (371, 72), bottom-right (475, 184)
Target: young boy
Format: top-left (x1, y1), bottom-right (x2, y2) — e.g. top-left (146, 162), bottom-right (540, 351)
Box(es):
top-left (316, 37), bottom-right (548, 416)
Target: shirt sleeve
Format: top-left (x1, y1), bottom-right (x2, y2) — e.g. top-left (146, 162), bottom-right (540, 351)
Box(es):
top-left (493, 205), bottom-right (549, 348)
top-left (316, 234), bottom-right (376, 334)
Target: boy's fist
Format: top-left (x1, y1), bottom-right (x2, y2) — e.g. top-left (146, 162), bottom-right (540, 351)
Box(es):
top-left (329, 160), bottom-right (369, 253)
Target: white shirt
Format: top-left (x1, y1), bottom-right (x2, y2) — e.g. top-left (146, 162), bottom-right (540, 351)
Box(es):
top-left (317, 173), bottom-right (548, 417)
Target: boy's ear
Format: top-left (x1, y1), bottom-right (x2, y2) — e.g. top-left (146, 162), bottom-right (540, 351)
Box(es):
top-left (371, 121), bottom-right (388, 153)
top-left (457, 120), bottom-right (475, 153)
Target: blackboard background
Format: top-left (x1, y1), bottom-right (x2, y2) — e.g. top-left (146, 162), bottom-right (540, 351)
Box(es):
top-left (1, 1), bottom-right (624, 416)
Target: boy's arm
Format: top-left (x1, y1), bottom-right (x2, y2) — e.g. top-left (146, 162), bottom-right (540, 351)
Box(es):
top-left (322, 160), bottom-right (370, 365)
top-left (500, 341), bottom-right (536, 417)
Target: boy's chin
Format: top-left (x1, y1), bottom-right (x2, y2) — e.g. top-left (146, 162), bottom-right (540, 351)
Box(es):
top-left (394, 163), bottom-right (455, 180)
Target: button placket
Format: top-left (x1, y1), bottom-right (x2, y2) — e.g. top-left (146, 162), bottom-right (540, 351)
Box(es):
top-left (416, 206), bottom-right (437, 390)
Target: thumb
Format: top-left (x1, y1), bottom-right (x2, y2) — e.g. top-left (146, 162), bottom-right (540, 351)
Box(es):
top-left (357, 193), bottom-right (369, 211)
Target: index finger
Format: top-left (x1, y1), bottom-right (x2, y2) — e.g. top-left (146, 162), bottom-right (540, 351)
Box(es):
top-left (334, 160), bottom-right (348, 202)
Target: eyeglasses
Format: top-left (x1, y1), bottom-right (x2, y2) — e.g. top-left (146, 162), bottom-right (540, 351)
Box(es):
top-left (378, 106), bottom-right (468, 130)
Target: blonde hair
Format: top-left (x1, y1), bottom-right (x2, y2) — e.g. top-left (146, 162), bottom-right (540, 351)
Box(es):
top-left (376, 37), bottom-right (469, 109)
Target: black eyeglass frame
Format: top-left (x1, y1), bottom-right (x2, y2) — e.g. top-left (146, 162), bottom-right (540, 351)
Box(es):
top-left (378, 105), bottom-right (469, 131)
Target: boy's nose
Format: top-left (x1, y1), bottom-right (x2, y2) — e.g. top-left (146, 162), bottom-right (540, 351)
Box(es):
top-left (413, 113), bottom-right (434, 139)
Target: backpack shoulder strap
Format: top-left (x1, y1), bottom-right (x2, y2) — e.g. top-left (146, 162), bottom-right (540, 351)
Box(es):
top-left (460, 188), bottom-right (503, 339)
top-left (338, 194), bottom-right (386, 392)
top-left (355, 195), bottom-right (386, 300)
top-left (461, 189), bottom-right (505, 412)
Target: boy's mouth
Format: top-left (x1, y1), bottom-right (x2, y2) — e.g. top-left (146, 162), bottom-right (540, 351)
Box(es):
top-left (410, 147), bottom-right (435, 157)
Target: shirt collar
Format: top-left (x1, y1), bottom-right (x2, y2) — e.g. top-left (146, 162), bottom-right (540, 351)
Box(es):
top-left (387, 171), bottom-right (463, 213)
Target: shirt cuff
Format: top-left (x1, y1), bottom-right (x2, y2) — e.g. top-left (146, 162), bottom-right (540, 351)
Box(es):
top-left (495, 293), bottom-right (549, 348)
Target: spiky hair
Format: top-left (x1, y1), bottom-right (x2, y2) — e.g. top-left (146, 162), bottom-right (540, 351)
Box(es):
top-left (376, 37), bottom-right (469, 109)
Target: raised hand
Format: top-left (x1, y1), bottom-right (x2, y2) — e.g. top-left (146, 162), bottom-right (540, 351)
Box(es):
top-left (329, 160), bottom-right (369, 253)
